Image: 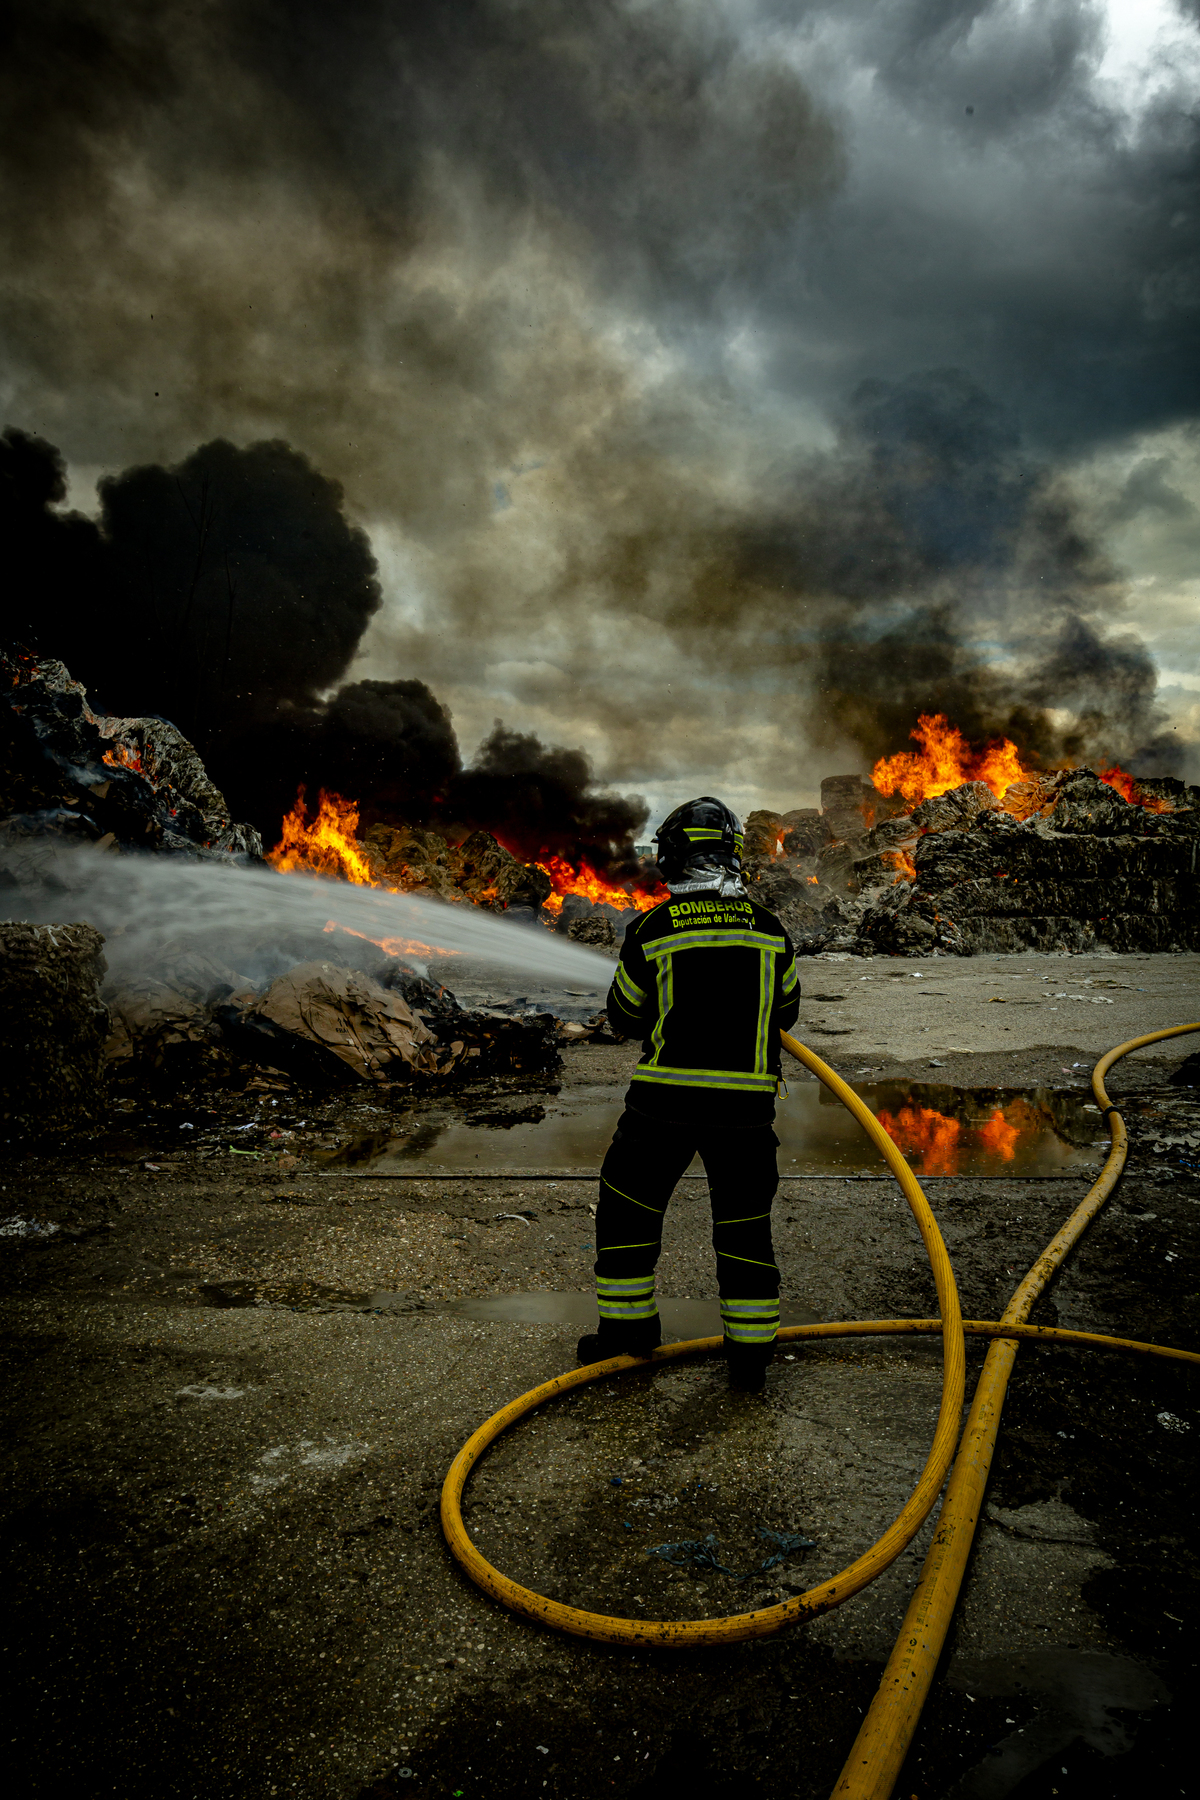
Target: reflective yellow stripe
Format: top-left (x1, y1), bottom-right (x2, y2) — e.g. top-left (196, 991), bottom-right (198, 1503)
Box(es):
top-left (647, 951), bottom-right (672, 1069)
top-left (615, 963), bottom-right (646, 1005)
top-left (631, 1065), bottom-right (778, 1092)
top-left (643, 930), bottom-right (785, 956)
top-left (601, 1178), bottom-right (668, 1216)
top-left (755, 946), bottom-right (771, 1076)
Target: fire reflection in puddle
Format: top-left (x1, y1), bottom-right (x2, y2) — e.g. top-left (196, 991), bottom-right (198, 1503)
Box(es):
top-left (324, 1081), bottom-right (1104, 1178)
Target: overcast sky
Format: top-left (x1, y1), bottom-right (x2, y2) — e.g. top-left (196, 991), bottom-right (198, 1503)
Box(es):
top-left (4, 0), bottom-right (1199, 820)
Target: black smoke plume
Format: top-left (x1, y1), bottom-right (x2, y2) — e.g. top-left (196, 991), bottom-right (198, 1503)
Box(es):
top-left (3, 425), bottom-right (649, 869)
top-left (3, 428), bottom-right (381, 749)
top-left (443, 725), bottom-right (648, 872)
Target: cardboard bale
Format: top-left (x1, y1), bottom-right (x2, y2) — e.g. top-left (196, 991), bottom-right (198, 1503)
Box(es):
top-left (0, 921), bottom-right (109, 1137)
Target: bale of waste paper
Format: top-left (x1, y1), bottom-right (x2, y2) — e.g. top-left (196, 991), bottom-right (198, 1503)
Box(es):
top-left (0, 921), bottom-right (109, 1137)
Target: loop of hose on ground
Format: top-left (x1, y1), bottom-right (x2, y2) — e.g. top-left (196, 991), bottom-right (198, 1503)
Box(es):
top-left (442, 1025), bottom-right (1199, 1658)
top-left (440, 1032), bottom-right (967, 1647)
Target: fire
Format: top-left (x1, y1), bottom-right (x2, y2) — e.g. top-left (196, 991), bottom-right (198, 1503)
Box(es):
top-left (883, 849), bottom-right (917, 883)
top-left (1098, 766), bottom-right (1171, 812)
top-left (101, 742), bottom-right (143, 774)
top-left (536, 854), bottom-right (667, 916)
top-left (975, 1106), bottom-right (1021, 1162)
top-left (873, 714), bottom-right (1033, 807)
top-left (266, 789), bottom-right (666, 932)
top-left (872, 714), bottom-right (1173, 817)
top-left (878, 1096), bottom-right (1040, 1174)
top-left (877, 1103), bottom-right (961, 1177)
top-left (268, 793), bottom-right (456, 960)
top-left (322, 922), bottom-right (448, 964)
top-left (268, 789), bottom-right (376, 886)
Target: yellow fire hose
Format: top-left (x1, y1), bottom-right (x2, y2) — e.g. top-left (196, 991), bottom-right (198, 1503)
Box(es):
top-left (441, 1035), bottom-right (966, 1645)
top-left (831, 1018), bottom-right (1200, 1799)
top-left (440, 1024), bottom-right (1198, 1677)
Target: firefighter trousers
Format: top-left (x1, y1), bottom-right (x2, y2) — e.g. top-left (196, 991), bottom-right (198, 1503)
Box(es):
top-left (593, 1107), bottom-right (780, 1355)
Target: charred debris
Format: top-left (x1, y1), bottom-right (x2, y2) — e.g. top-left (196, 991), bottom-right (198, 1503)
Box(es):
top-left (738, 771), bottom-right (1200, 959)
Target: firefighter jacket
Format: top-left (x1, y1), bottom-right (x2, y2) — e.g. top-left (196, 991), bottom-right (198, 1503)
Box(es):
top-left (606, 888), bottom-right (801, 1126)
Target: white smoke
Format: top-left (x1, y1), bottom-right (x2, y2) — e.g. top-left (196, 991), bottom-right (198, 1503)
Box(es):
top-left (0, 842), bottom-right (615, 988)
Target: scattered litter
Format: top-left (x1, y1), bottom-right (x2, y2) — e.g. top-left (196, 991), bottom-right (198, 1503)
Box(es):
top-left (927, 1060), bottom-right (946, 1068)
top-left (1156, 1412), bottom-right (1190, 1433)
top-left (495, 1213), bottom-right (533, 1226)
top-left (536, 1746), bottom-right (550, 1755)
top-left (0, 1216), bottom-right (60, 1237)
top-left (647, 1527), bottom-right (816, 1582)
top-left (610, 1476), bottom-right (623, 1487)
top-left (176, 1384), bottom-right (245, 1401)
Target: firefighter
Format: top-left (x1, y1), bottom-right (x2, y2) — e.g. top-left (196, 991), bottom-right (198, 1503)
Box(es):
top-left (577, 797), bottom-right (801, 1391)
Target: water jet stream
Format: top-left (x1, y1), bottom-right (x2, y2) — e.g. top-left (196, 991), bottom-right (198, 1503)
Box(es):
top-left (0, 843), bottom-right (615, 987)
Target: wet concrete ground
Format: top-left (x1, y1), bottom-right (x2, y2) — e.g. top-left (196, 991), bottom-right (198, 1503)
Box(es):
top-left (2, 949), bottom-right (1198, 1799)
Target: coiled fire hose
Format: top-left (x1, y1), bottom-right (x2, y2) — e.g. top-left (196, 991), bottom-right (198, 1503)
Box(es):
top-left (440, 1025), bottom-right (1200, 1753)
top-left (441, 1034), bottom-right (968, 1646)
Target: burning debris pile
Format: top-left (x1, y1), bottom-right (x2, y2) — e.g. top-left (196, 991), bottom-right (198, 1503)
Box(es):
top-left (0, 653), bottom-right (582, 1114)
top-left (1, 650), bottom-right (261, 859)
top-left (268, 786), bottom-right (666, 947)
top-left (742, 717), bottom-right (1200, 957)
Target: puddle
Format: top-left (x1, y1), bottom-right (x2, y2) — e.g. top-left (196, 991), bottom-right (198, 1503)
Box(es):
top-left (199, 1281), bottom-right (819, 1336)
top-left (324, 1081), bottom-right (1106, 1178)
top-left (199, 1280), bottom-right (375, 1312)
top-left (432, 1291), bottom-right (819, 1335)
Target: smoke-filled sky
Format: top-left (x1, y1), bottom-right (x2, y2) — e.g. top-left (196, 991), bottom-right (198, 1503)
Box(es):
top-left (4, 0), bottom-right (1199, 826)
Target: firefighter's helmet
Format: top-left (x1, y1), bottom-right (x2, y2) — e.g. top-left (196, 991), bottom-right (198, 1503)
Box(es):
top-left (653, 796), bottom-right (744, 883)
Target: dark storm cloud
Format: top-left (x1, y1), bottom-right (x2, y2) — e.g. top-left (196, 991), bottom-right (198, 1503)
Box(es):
top-left (761, 0), bottom-right (1200, 453)
top-left (230, 0), bottom-right (842, 301)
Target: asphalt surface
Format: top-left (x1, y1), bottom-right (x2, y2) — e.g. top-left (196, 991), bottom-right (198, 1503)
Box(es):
top-left (2, 949), bottom-right (1198, 1799)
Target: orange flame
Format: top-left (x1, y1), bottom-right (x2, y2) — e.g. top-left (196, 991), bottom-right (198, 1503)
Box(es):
top-left (267, 791), bottom-right (453, 960)
top-left (872, 714), bottom-right (1033, 807)
top-left (872, 714), bottom-right (1174, 817)
top-left (883, 849), bottom-right (917, 883)
top-left (878, 1096), bottom-right (1046, 1174)
top-left (537, 853), bottom-right (667, 916)
top-left (1098, 766), bottom-right (1171, 812)
top-left (877, 1103), bottom-right (961, 1176)
top-left (975, 1106), bottom-right (1020, 1161)
top-left (268, 789), bottom-right (376, 886)
top-left (101, 742), bottom-right (143, 774)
